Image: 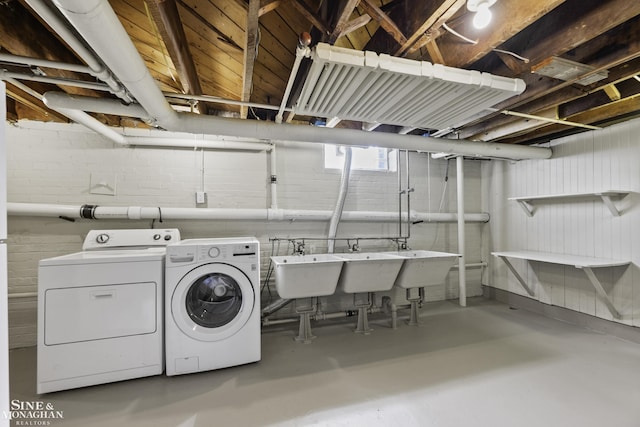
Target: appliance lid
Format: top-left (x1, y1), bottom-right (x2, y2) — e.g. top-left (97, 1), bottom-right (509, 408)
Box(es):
top-left (39, 247), bottom-right (166, 266)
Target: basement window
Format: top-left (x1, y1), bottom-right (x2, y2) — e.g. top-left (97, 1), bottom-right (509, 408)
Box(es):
top-left (324, 145), bottom-right (398, 172)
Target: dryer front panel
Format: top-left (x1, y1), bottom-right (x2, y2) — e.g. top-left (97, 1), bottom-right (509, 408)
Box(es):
top-left (171, 263), bottom-right (255, 342)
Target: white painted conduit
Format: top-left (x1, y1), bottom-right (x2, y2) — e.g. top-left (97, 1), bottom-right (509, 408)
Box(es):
top-left (328, 147), bottom-right (352, 253)
top-left (23, 0), bottom-right (132, 103)
top-left (49, 0), bottom-right (551, 161)
top-left (6, 203), bottom-right (489, 223)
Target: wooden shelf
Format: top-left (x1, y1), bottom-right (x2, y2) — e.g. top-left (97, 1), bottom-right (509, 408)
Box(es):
top-left (509, 191), bottom-right (630, 217)
top-left (492, 250), bottom-right (631, 319)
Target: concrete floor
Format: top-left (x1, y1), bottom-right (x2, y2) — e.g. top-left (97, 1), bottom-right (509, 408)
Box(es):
top-left (8, 298), bottom-right (640, 427)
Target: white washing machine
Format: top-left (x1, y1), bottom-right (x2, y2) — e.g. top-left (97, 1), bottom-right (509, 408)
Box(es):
top-left (37, 228), bottom-right (180, 393)
top-left (165, 237), bottom-right (260, 376)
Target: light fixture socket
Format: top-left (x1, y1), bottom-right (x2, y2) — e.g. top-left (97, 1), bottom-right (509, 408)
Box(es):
top-left (467, 0), bottom-right (497, 12)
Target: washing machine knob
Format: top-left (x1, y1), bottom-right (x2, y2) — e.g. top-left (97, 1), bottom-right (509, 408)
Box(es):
top-left (208, 247), bottom-right (220, 258)
top-left (164, 234), bottom-right (172, 241)
top-left (153, 234), bottom-right (161, 241)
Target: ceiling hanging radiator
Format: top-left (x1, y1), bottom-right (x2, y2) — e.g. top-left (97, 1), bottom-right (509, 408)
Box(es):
top-left (294, 43), bottom-right (526, 130)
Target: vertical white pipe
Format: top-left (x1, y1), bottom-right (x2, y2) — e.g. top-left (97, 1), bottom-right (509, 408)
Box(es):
top-left (328, 147), bottom-right (353, 253)
top-left (457, 155), bottom-right (467, 307)
top-left (0, 80), bottom-right (9, 427)
top-left (270, 144), bottom-right (278, 209)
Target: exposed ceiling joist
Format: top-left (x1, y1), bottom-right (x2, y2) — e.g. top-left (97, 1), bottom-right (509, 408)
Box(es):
top-left (394, 0), bottom-right (465, 57)
top-left (496, 0), bottom-right (640, 76)
top-left (438, 0), bottom-right (567, 68)
top-left (241, 0), bottom-right (260, 119)
top-left (328, 0), bottom-right (361, 43)
top-left (359, 0), bottom-right (407, 46)
top-left (146, 0), bottom-right (209, 114)
top-left (289, 0), bottom-right (329, 35)
top-left (259, 0), bottom-right (281, 16)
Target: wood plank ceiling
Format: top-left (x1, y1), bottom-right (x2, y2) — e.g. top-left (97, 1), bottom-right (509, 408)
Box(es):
top-left (1, 0), bottom-right (640, 145)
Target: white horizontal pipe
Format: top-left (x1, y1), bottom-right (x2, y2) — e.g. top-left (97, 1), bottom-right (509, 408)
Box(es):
top-left (7, 203), bottom-right (490, 223)
top-left (452, 262), bottom-right (487, 269)
top-left (125, 137), bottom-right (271, 151)
top-left (42, 92), bottom-right (270, 150)
top-left (44, 91), bottom-right (149, 120)
top-left (176, 113), bottom-right (552, 160)
top-left (0, 53), bottom-right (92, 74)
top-left (52, 0), bottom-right (551, 161)
top-left (1, 71), bottom-right (111, 92)
top-left (163, 92), bottom-right (293, 112)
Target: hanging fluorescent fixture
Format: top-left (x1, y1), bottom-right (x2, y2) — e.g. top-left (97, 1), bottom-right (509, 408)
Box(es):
top-left (467, 0), bottom-right (497, 29)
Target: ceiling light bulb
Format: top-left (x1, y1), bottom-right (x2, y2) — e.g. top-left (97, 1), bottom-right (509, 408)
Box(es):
top-left (473, 2), bottom-right (492, 29)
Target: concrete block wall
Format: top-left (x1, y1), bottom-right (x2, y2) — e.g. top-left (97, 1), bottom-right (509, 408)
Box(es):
top-left (6, 121), bottom-right (485, 348)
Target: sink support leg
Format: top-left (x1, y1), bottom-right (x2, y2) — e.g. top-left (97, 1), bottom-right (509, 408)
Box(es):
top-left (406, 288), bottom-right (422, 326)
top-left (294, 298), bottom-right (317, 343)
top-left (354, 292), bottom-right (373, 335)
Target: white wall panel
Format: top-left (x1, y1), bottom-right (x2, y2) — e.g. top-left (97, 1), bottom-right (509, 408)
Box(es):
top-left (484, 118), bottom-right (640, 327)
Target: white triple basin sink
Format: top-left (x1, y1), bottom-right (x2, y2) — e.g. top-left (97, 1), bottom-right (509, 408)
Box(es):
top-left (271, 250), bottom-right (460, 299)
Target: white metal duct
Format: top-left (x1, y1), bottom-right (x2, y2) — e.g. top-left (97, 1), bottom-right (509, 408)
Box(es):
top-left (295, 43), bottom-right (526, 130)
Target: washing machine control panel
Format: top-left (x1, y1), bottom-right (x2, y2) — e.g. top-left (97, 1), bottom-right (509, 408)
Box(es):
top-left (198, 243), bottom-right (258, 261)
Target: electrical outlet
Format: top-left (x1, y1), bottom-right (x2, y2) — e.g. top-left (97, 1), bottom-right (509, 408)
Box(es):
top-left (195, 191), bottom-right (206, 204)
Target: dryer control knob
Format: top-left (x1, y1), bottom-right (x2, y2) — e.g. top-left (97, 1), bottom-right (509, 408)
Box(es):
top-left (208, 247), bottom-right (220, 258)
top-left (96, 233), bottom-right (109, 244)
top-left (153, 234), bottom-right (161, 241)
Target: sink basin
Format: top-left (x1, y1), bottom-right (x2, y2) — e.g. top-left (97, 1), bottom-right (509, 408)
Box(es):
top-left (336, 252), bottom-right (405, 293)
top-left (270, 254), bottom-right (345, 299)
top-left (387, 250), bottom-right (459, 289)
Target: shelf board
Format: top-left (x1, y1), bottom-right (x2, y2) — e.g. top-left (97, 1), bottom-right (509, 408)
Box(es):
top-left (508, 191), bottom-right (630, 217)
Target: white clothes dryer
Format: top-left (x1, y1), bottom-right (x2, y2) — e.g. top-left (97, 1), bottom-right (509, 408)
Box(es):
top-left (37, 228), bottom-right (180, 393)
top-left (165, 238), bottom-right (260, 376)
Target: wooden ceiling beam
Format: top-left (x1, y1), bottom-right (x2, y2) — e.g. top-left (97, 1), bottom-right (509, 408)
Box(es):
top-left (289, 0), bottom-right (329, 35)
top-left (495, 0), bottom-right (640, 76)
top-left (259, 0), bottom-right (281, 16)
top-left (457, 23), bottom-right (640, 139)
top-left (335, 14), bottom-right (372, 40)
top-left (437, 0), bottom-right (566, 68)
top-left (146, 0), bottom-right (210, 114)
top-left (241, 0), bottom-right (260, 119)
top-left (500, 94), bottom-right (640, 145)
top-left (328, 0), bottom-right (361, 44)
top-left (394, 0), bottom-right (465, 57)
top-left (359, 0), bottom-right (407, 46)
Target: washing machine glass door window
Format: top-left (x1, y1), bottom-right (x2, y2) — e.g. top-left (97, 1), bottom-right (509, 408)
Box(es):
top-left (186, 273), bottom-right (242, 328)
top-left (172, 263), bottom-right (255, 342)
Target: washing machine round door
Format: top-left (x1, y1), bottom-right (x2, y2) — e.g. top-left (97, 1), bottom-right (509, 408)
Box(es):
top-left (171, 263), bottom-right (255, 342)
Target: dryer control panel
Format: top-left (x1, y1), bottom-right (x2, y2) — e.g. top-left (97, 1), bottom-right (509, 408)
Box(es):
top-left (83, 229), bottom-right (181, 250)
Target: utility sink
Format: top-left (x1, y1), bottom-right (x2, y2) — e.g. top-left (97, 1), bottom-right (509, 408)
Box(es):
top-left (388, 250), bottom-right (459, 289)
top-left (271, 254), bottom-right (345, 299)
top-left (336, 252), bottom-right (405, 293)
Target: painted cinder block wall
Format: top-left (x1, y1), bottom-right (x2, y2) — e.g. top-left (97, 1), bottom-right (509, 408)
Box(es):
top-left (483, 118), bottom-right (640, 327)
top-left (5, 121), bottom-right (485, 348)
